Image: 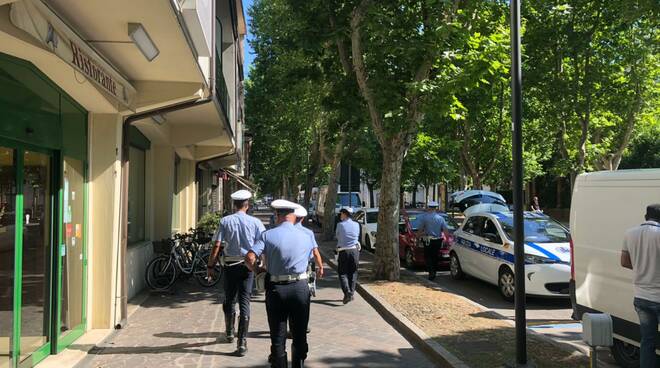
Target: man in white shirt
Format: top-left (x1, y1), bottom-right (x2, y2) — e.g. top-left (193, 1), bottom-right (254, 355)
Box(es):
top-left (621, 204), bottom-right (660, 368)
top-left (335, 207), bottom-right (360, 304)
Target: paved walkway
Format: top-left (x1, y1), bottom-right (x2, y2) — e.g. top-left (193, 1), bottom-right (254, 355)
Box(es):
top-left (77, 263), bottom-right (435, 368)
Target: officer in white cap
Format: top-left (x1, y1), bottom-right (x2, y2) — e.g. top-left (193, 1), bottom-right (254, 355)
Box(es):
top-left (417, 201), bottom-right (450, 281)
top-left (207, 189), bottom-right (265, 356)
top-left (245, 199), bottom-right (320, 368)
top-left (293, 205), bottom-right (323, 278)
top-left (293, 205), bottom-right (324, 334)
top-left (335, 206), bottom-right (360, 304)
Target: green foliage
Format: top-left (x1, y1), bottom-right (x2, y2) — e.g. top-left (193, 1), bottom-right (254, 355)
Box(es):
top-left (197, 211), bottom-right (222, 234)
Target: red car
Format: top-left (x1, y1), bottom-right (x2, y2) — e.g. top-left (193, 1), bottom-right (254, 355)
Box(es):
top-left (398, 209), bottom-right (459, 269)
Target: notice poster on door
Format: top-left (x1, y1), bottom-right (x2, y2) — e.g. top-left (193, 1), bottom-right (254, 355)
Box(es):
top-left (75, 223), bottom-right (81, 238)
top-left (66, 223), bottom-right (73, 238)
top-left (63, 178), bottom-right (71, 223)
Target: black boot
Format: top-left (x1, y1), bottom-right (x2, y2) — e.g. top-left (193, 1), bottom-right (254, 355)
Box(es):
top-left (224, 312), bottom-right (236, 343)
top-left (292, 346), bottom-right (305, 368)
top-left (236, 317), bottom-right (249, 356)
top-left (271, 354), bottom-right (288, 368)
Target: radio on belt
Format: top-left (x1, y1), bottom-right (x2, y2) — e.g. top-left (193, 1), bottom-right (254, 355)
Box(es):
top-left (582, 313), bottom-right (613, 347)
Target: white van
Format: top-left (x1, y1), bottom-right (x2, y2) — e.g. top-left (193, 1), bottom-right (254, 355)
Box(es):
top-left (316, 186), bottom-right (363, 227)
top-left (570, 169), bottom-right (660, 367)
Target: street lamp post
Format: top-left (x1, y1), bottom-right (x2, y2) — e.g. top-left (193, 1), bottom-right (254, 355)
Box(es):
top-left (510, 0), bottom-right (530, 367)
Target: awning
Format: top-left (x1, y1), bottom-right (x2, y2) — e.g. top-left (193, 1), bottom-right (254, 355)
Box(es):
top-left (223, 168), bottom-right (257, 192)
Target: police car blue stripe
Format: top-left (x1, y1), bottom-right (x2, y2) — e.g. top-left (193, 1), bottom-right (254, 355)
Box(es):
top-left (454, 236), bottom-right (514, 264)
top-left (525, 242), bottom-right (561, 261)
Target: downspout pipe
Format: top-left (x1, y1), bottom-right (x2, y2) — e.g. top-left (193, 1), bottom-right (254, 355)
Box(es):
top-left (114, 97), bottom-right (212, 329)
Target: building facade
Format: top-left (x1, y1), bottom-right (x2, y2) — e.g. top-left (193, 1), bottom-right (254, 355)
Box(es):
top-left (0, 1), bottom-right (247, 367)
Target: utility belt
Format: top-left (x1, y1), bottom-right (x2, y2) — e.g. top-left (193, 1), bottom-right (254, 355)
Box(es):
top-left (420, 236), bottom-right (442, 247)
top-left (268, 272), bottom-right (308, 284)
top-left (337, 241), bottom-right (361, 252)
top-left (220, 254), bottom-right (245, 267)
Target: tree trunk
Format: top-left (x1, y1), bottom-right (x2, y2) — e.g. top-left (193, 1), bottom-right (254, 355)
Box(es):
top-left (373, 147), bottom-right (404, 281)
top-left (367, 182), bottom-right (375, 208)
top-left (411, 186), bottom-right (418, 208)
top-left (322, 136), bottom-right (345, 241)
top-left (556, 178), bottom-right (562, 208)
top-left (425, 185), bottom-right (430, 207)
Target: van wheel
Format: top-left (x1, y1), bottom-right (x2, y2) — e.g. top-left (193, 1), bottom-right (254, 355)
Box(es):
top-left (449, 253), bottom-right (464, 280)
top-left (498, 267), bottom-right (515, 302)
top-left (610, 339), bottom-right (640, 368)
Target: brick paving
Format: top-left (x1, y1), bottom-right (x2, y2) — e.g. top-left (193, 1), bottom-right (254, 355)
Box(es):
top-left (77, 264), bottom-right (435, 368)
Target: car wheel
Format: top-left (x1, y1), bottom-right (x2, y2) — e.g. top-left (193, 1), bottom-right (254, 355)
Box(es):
top-left (449, 252), bottom-right (464, 280)
top-left (610, 339), bottom-right (640, 368)
top-left (404, 248), bottom-right (415, 269)
top-left (498, 267), bottom-right (515, 302)
top-left (366, 236), bottom-right (373, 251)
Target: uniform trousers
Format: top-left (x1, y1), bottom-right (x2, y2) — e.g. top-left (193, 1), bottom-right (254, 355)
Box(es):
top-left (423, 238), bottom-right (442, 279)
top-left (337, 248), bottom-right (359, 297)
top-left (223, 264), bottom-right (254, 317)
top-left (266, 278), bottom-right (310, 364)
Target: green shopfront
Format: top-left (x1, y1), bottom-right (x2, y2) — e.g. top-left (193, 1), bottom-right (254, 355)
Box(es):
top-left (0, 53), bottom-right (87, 367)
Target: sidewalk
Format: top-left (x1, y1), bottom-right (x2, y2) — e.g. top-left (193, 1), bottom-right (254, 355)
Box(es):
top-left (76, 264), bottom-right (435, 368)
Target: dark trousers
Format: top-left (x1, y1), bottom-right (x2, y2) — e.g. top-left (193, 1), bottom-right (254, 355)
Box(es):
top-left (338, 248), bottom-right (359, 297)
top-left (223, 264), bottom-right (254, 318)
top-left (266, 279), bottom-right (310, 364)
top-left (423, 238), bottom-right (442, 278)
top-left (634, 297), bottom-right (660, 368)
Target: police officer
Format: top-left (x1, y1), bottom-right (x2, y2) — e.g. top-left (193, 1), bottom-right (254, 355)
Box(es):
top-left (335, 207), bottom-right (360, 304)
top-left (207, 189), bottom-right (265, 356)
top-left (417, 201), bottom-right (450, 281)
top-left (245, 200), bottom-right (322, 368)
top-left (293, 205), bottom-right (324, 334)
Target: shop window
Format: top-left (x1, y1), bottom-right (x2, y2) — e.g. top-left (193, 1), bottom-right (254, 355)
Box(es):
top-left (128, 146), bottom-right (146, 244)
top-left (171, 154), bottom-right (180, 232)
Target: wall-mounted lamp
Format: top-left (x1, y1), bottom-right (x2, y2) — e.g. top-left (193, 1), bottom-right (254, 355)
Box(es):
top-left (128, 23), bottom-right (159, 61)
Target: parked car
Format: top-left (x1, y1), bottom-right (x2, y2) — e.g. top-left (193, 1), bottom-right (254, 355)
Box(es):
top-left (354, 208), bottom-right (379, 251)
top-left (570, 169), bottom-right (660, 367)
top-left (450, 211), bottom-right (571, 301)
top-left (398, 209), bottom-right (459, 269)
top-left (449, 190), bottom-right (508, 214)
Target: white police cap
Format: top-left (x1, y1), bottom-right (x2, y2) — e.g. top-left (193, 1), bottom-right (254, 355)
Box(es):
top-left (428, 201), bottom-right (439, 208)
top-left (294, 205), bottom-right (307, 218)
top-left (340, 206), bottom-right (354, 214)
top-left (230, 190), bottom-right (252, 201)
top-left (270, 199), bottom-right (299, 210)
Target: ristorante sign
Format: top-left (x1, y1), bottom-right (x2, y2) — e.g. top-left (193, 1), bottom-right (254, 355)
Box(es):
top-left (10, 0), bottom-right (136, 108)
top-left (70, 41), bottom-right (119, 97)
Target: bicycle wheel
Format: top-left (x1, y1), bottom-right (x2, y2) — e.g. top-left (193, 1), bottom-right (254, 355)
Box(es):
top-left (145, 255), bottom-right (177, 291)
top-left (193, 251), bottom-right (222, 287)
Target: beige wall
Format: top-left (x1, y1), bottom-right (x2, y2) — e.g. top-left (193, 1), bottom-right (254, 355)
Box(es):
top-left (87, 113), bottom-right (122, 330)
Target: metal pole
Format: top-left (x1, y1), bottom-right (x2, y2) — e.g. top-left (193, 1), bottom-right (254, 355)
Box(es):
top-left (511, 0), bottom-right (528, 366)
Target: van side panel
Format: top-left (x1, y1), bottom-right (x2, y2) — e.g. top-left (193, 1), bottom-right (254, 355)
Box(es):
top-left (571, 172), bottom-right (660, 337)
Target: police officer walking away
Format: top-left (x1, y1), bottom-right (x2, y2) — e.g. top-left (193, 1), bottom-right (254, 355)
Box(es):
top-left (417, 201), bottom-right (450, 281)
top-left (245, 200), bottom-right (322, 368)
top-left (335, 207), bottom-right (360, 304)
top-left (207, 189), bottom-right (265, 356)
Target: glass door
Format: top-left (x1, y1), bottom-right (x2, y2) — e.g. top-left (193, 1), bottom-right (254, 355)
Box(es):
top-left (18, 149), bottom-right (53, 366)
top-left (0, 141), bottom-right (56, 368)
top-left (0, 146), bottom-right (16, 368)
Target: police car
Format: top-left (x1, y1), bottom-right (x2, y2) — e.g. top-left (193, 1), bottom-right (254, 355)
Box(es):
top-left (449, 211), bottom-right (571, 301)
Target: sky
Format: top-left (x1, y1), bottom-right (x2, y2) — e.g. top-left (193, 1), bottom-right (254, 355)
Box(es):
top-left (243, 0), bottom-right (255, 79)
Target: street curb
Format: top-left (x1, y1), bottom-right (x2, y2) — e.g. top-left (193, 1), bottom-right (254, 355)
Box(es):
top-left (320, 250), bottom-right (470, 368)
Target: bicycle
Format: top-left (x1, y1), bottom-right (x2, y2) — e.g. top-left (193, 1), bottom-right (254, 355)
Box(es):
top-left (145, 230), bottom-right (222, 291)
